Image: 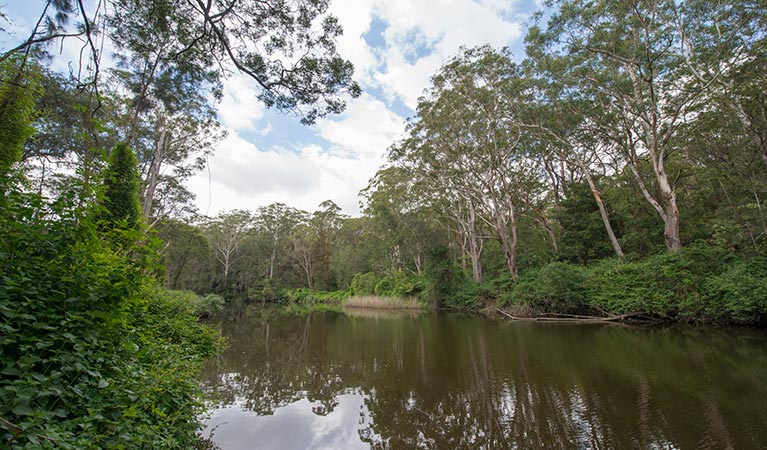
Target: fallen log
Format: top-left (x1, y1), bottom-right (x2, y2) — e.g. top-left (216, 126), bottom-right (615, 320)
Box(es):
top-left (495, 308), bottom-right (655, 324)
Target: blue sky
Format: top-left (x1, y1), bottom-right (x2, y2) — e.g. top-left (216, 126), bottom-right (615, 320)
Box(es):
top-left (2, 0), bottom-right (540, 216)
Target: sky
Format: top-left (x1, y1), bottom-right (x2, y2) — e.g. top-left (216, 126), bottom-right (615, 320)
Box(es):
top-left (2, 0), bottom-right (540, 216)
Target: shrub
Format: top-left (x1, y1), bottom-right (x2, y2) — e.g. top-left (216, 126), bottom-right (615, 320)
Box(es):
top-left (507, 262), bottom-right (587, 313)
top-left (0, 181), bottom-right (219, 448)
top-left (283, 288), bottom-right (349, 308)
top-left (443, 280), bottom-right (483, 310)
top-left (350, 272), bottom-right (379, 296)
top-left (704, 258), bottom-right (767, 324)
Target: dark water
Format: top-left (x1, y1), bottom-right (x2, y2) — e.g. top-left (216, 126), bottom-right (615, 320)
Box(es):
top-left (199, 307), bottom-right (767, 450)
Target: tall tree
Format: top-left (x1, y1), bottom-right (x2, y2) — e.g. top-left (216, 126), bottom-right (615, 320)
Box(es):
top-left (0, 59), bottom-right (40, 176)
top-left (528, 0), bottom-right (746, 250)
top-left (394, 46), bottom-right (537, 280)
top-left (99, 142), bottom-right (141, 228)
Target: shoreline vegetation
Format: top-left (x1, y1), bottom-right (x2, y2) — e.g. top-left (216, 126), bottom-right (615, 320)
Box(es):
top-left (263, 243), bottom-right (766, 326)
top-left (3, 0), bottom-right (767, 447)
top-left (343, 295), bottom-right (425, 310)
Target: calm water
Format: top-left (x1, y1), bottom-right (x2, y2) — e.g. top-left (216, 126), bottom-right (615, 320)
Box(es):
top-left (199, 307), bottom-right (767, 450)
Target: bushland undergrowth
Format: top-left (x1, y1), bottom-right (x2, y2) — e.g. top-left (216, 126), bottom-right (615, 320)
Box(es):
top-left (0, 178), bottom-right (220, 449)
top-left (260, 243), bottom-right (767, 325)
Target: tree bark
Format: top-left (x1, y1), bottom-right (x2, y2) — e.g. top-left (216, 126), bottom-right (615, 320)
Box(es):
top-left (467, 201), bottom-right (483, 283)
top-left (142, 120), bottom-right (167, 220)
top-left (494, 204), bottom-right (518, 280)
top-left (583, 170), bottom-right (624, 257)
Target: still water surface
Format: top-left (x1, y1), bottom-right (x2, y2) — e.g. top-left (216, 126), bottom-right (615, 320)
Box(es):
top-left (200, 307), bottom-right (767, 449)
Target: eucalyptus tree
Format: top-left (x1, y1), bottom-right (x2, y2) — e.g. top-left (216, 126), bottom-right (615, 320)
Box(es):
top-left (394, 46), bottom-right (538, 280)
top-left (676, 0), bottom-right (767, 171)
top-left (206, 210), bottom-right (255, 291)
top-left (526, 0), bottom-right (753, 250)
top-left (157, 219), bottom-right (210, 289)
top-left (310, 200), bottom-right (346, 290)
top-left (255, 203), bottom-right (305, 281)
top-left (362, 166), bottom-right (439, 276)
top-left (289, 221), bottom-right (314, 289)
top-left (8, 0), bottom-right (361, 123)
top-left (518, 80), bottom-right (625, 257)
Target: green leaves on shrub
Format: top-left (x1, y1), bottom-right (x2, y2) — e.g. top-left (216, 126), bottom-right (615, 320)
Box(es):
top-left (0, 181), bottom-right (219, 448)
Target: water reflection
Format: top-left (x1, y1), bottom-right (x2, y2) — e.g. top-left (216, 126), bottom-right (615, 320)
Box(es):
top-left (200, 307), bottom-right (767, 450)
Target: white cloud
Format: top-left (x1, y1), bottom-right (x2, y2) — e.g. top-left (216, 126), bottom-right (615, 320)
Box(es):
top-left (373, 0), bottom-right (524, 108)
top-left (315, 93), bottom-right (404, 158)
top-left (328, 0), bottom-right (379, 86)
top-left (190, 0), bottom-right (531, 216)
top-left (188, 123), bottom-right (389, 216)
top-left (217, 75), bottom-right (265, 131)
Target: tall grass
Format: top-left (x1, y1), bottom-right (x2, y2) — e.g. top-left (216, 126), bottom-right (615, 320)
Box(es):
top-left (344, 295), bottom-right (427, 310)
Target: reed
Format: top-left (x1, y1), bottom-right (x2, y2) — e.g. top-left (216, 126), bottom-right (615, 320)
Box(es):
top-left (343, 295), bottom-right (426, 310)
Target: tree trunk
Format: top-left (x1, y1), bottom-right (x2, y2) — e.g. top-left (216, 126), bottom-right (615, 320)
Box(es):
top-left (495, 205), bottom-right (518, 280)
top-left (583, 170), bottom-right (624, 257)
top-left (467, 202), bottom-right (483, 282)
top-left (268, 247), bottom-right (276, 279)
top-left (142, 121), bottom-right (167, 220)
top-left (655, 161), bottom-right (681, 250)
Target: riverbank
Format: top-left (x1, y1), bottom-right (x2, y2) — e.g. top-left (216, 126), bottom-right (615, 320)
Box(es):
top-left (0, 180), bottom-right (221, 448)
top-left (267, 244), bottom-right (767, 326)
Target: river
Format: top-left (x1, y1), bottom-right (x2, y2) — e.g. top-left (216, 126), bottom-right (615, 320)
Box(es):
top-left (199, 306), bottom-right (767, 449)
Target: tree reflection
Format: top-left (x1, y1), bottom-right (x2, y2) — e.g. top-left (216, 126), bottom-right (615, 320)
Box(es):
top-left (200, 308), bottom-right (767, 449)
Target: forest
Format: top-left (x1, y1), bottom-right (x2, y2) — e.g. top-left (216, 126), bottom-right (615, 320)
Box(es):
top-left (158, 1), bottom-right (767, 324)
top-left (1, 0), bottom-right (766, 447)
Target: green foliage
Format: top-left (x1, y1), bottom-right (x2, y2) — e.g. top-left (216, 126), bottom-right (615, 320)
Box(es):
top-left (283, 288), bottom-right (349, 308)
top-left (372, 272), bottom-right (427, 300)
top-left (443, 280), bottom-right (484, 310)
top-left (584, 243), bottom-right (731, 319)
top-left (165, 290), bottom-right (226, 317)
top-left (99, 142), bottom-right (142, 229)
top-left (704, 258), bottom-right (767, 324)
top-left (0, 181), bottom-right (218, 448)
top-left (0, 59), bottom-right (40, 175)
top-left (350, 272), bottom-right (379, 296)
top-left (507, 262), bottom-right (587, 313)
top-left (490, 243), bottom-right (767, 323)
top-left (557, 182), bottom-right (622, 264)
top-left (424, 246), bottom-right (466, 308)
top-left (248, 279), bottom-right (283, 304)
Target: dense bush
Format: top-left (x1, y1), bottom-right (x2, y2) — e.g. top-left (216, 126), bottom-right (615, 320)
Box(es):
top-left (493, 242), bottom-right (766, 323)
top-left (284, 288), bottom-right (349, 308)
top-left (509, 262), bottom-right (587, 313)
top-left (703, 258), bottom-right (767, 324)
top-left (166, 290), bottom-right (226, 317)
top-left (350, 272), bottom-right (379, 296)
top-left (0, 181), bottom-right (218, 448)
top-left (424, 245), bottom-right (466, 308)
top-left (584, 243), bottom-right (731, 319)
top-left (372, 272), bottom-right (427, 300)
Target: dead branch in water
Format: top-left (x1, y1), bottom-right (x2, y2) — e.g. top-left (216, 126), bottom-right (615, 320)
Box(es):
top-left (495, 308), bottom-right (658, 324)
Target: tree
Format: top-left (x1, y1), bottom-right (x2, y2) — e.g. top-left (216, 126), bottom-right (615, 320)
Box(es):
top-left (206, 210), bottom-right (254, 292)
top-left (255, 203), bottom-right (304, 281)
top-left (394, 46), bottom-right (539, 280)
top-left (99, 142), bottom-right (141, 228)
top-left (527, 0), bottom-right (745, 250)
top-left (0, 59), bottom-right (40, 175)
top-left (8, 0), bottom-right (362, 125)
top-left (157, 219), bottom-right (210, 289)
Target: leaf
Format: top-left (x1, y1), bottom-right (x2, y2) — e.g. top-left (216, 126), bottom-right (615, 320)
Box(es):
top-left (12, 402), bottom-right (34, 416)
top-left (98, 379), bottom-right (109, 389)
